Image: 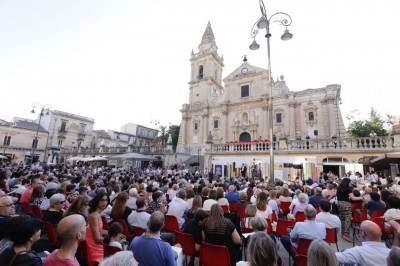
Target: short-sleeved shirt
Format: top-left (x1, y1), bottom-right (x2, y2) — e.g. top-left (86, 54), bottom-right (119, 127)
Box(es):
top-left (203, 218), bottom-right (236, 248)
top-left (183, 219), bottom-right (202, 245)
top-left (147, 201), bottom-right (162, 212)
top-left (43, 249), bottom-right (80, 266)
top-left (336, 186), bottom-right (353, 202)
top-left (130, 235), bottom-right (175, 266)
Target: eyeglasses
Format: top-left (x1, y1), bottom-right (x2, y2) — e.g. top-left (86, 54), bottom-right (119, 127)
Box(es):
top-left (0, 203), bottom-right (13, 208)
top-left (59, 201), bottom-right (65, 204)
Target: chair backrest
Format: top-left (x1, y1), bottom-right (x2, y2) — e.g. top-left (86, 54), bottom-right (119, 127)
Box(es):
top-left (132, 226), bottom-right (146, 236)
top-left (21, 202), bottom-right (32, 213)
top-left (101, 216), bottom-right (110, 230)
top-left (31, 205), bottom-right (43, 219)
top-left (116, 219), bottom-right (134, 240)
top-left (266, 218), bottom-right (273, 235)
top-left (164, 215), bottom-right (180, 232)
top-left (371, 210), bottom-right (386, 219)
top-left (280, 201), bottom-right (291, 212)
top-left (371, 217), bottom-right (385, 233)
top-left (296, 238), bottom-right (313, 256)
top-left (275, 219), bottom-right (296, 237)
top-left (175, 230), bottom-right (197, 257)
top-left (324, 227), bottom-right (338, 244)
top-left (43, 221), bottom-right (60, 246)
top-left (241, 217), bottom-right (254, 234)
top-left (352, 209), bottom-right (368, 223)
top-left (296, 254), bottom-right (308, 266)
top-left (221, 205), bottom-right (229, 213)
top-left (351, 203), bottom-right (362, 214)
top-left (271, 211), bottom-right (278, 222)
top-left (229, 202), bottom-right (238, 213)
top-left (237, 206), bottom-right (246, 218)
top-left (103, 243), bottom-right (122, 257)
top-left (200, 241), bottom-right (231, 266)
top-left (295, 212), bottom-right (306, 222)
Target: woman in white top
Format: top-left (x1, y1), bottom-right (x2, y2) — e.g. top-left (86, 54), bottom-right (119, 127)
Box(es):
top-left (251, 188), bottom-right (261, 205)
top-left (255, 191), bottom-right (273, 220)
top-left (384, 196), bottom-right (400, 230)
top-left (278, 188), bottom-right (292, 203)
top-left (216, 187), bottom-right (229, 206)
top-left (203, 189), bottom-right (218, 211)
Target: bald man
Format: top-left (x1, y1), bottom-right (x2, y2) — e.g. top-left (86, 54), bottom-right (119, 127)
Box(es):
top-left (43, 214), bottom-right (86, 266)
top-left (336, 220), bottom-right (390, 266)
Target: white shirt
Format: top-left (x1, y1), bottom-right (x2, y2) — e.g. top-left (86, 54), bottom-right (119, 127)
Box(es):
top-left (316, 211), bottom-right (341, 235)
top-left (289, 220), bottom-right (326, 248)
top-left (127, 210), bottom-right (151, 230)
top-left (384, 208), bottom-right (400, 221)
top-left (255, 205), bottom-right (273, 219)
top-left (203, 199), bottom-right (217, 211)
top-left (336, 241), bottom-right (390, 266)
top-left (217, 198), bottom-right (229, 206)
top-left (127, 197), bottom-right (137, 210)
top-left (166, 197), bottom-right (188, 228)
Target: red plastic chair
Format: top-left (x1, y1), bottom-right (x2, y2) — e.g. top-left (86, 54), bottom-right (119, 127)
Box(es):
top-left (103, 243), bottom-right (122, 257)
top-left (370, 210), bottom-right (385, 219)
top-left (324, 227), bottom-right (339, 251)
top-left (291, 238), bottom-right (312, 266)
top-left (221, 205), bottom-right (229, 214)
top-left (21, 202), bottom-right (32, 214)
top-left (351, 209), bottom-right (368, 246)
top-left (275, 219), bottom-right (296, 238)
top-left (229, 202), bottom-right (238, 213)
top-left (295, 212), bottom-right (306, 222)
top-left (237, 206), bottom-right (246, 218)
top-left (280, 201), bottom-right (291, 217)
top-left (164, 215), bottom-right (181, 233)
top-left (175, 230), bottom-right (197, 265)
top-left (132, 226), bottom-right (146, 236)
top-left (116, 219), bottom-right (135, 240)
top-left (266, 218), bottom-right (273, 235)
top-left (43, 221), bottom-right (60, 246)
top-left (101, 216), bottom-right (110, 230)
top-left (241, 217), bottom-right (254, 234)
top-left (31, 205), bottom-right (43, 219)
top-left (199, 241), bottom-right (231, 266)
top-left (351, 203), bottom-right (362, 214)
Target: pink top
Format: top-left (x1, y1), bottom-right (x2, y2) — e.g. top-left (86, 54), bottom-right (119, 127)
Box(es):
top-left (43, 249), bottom-right (80, 266)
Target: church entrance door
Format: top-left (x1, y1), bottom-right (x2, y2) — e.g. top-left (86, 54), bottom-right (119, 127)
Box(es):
top-left (239, 132), bottom-right (251, 141)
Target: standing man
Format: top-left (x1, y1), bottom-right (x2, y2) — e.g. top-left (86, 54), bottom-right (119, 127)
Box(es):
top-left (240, 163), bottom-right (247, 178)
top-left (44, 214), bottom-right (86, 266)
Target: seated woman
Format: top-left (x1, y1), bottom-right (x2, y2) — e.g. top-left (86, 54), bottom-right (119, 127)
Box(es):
top-left (237, 192), bottom-right (250, 208)
top-left (255, 192), bottom-right (273, 220)
top-left (203, 189), bottom-right (218, 212)
top-left (216, 187), bottom-right (229, 207)
top-left (307, 239), bottom-right (337, 266)
top-left (243, 204), bottom-right (257, 231)
top-left (0, 216), bottom-right (43, 265)
top-left (30, 186), bottom-right (46, 207)
top-left (104, 223), bottom-right (127, 250)
top-left (43, 193), bottom-right (66, 225)
top-left (237, 231), bottom-right (278, 266)
top-left (147, 191), bottom-right (166, 213)
top-left (279, 188), bottom-right (292, 203)
top-left (186, 195), bottom-right (202, 220)
top-left (203, 204), bottom-right (241, 265)
top-left (63, 195), bottom-right (90, 221)
top-left (268, 190), bottom-right (280, 218)
top-left (384, 196), bottom-right (400, 230)
top-left (110, 192), bottom-right (132, 231)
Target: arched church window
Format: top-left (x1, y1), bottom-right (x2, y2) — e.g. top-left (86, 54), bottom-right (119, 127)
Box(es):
top-left (198, 66), bottom-right (204, 79)
top-left (213, 120), bottom-right (219, 129)
top-left (308, 112), bottom-right (314, 121)
top-left (194, 123), bottom-right (198, 130)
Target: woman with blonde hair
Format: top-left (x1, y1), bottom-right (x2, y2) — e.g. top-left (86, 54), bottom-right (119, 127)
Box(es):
top-left (186, 195), bottom-right (202, 219)
top-left (255, 192), bottom-right (273, 220)
top-left (307, 239), bottom-right (337, 266)
top-left (279, 188), bottom-right (292, 202)
top-left (63, 195), bottom-right (90, 220)
top-left (243, 204), bottom-right (257, 230)
top-left (203, 204), bottom-right (241, 265)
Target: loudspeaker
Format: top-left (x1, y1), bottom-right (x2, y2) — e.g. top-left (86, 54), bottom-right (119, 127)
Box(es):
top-left (293, 164), bottom-right (303, 169)
top-left (314, 130), bottom-right (318, 136)
top-left (283, 163), bottom-right (293, 168)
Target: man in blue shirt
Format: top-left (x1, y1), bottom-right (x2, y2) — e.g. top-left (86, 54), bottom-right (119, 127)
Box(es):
top-left (129, 211), bottom-right (176, 266)
top-left (225, 185), bottom-right (239, 203)
top-left (308, 187), bottom-right (324, 209)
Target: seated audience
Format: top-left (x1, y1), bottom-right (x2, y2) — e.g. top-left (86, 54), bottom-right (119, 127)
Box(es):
top-left (99, 250), bottom-right (138, 266)
top-left (63, 195), bottom-right (90, 220)
top-left (255, 192), bottom-right (272, 220)
top-left (166, 189), bottom-right (189, 229)
top-left (104, 223), bottom-right (126, 250)
top-left (316, 199), bottom-right (341, 235)
top-left (43, 214), bottom-right (86, 266)
top-left (225, 185), bottom-right (239, 203)
top-left (308, 187), bottom-right (324, 209)
top-left (202, 189), bottom-right (217, 212)
top-left (110, 192), bottom-right (132, 229)
top-left (30, 186), bottom-right (46, 206)
top-left (126, 188), bottom-right (138, 210)
top-left (186, 195), bottom-right (202, 220)
top-left (237, 192), bottom-right (249, 208)
top-left (387, 247), bottom-right (400, 266)
top-left (335, 220), bottom-right (390, 266)
top-left (147, 191), bottom-right (166, 213)
top-left (183, 209), bottom-right (208, 266)
top-left (43, 193), bottom-right (66, 225)
top-left (366, 192), bottom-right (385, 218)
top-left (237, 231), bottom-right (278, 266)
top-left (216, 187), bottom-right (229, 206)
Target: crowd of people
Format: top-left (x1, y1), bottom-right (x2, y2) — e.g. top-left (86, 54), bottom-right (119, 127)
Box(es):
top-left (0, 161), bottom-right (400, 266)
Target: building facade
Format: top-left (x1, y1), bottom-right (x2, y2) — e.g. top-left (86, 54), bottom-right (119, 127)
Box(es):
top-left (177, 22), bottom-right (346, 155)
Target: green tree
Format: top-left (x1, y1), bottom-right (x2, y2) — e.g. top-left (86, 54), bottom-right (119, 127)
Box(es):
top-left (347, 108), bottom-right (391, 137)
top-left (155, 125), bottom-right (168, 146)
top-left (167, 124), bottom-right (180, 150)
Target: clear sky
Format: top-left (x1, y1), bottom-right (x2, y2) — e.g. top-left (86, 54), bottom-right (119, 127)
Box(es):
top-left (0, 0), bottom-right (398, 131)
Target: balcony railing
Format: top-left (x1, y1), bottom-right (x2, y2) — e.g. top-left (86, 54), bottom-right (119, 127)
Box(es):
top-left (211, 136), bottom-right (395, 153)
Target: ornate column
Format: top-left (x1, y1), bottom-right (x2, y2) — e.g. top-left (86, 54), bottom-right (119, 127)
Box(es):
top-left (222, 110), bottom-right (228, 142)
top-left (202, 113), bottom-right (209, 143)
top-left (288, 101), bottom-right (296, 139)
top-left (327, 96), bottom-right (336, 137)
top-left (181, 114), bottom-right (188, 146)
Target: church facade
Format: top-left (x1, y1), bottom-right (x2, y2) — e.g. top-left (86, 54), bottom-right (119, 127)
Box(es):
top-left (177, 22), bottom-right (346, 155)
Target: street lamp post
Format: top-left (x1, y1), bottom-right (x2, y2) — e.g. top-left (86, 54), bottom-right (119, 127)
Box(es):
top-left (31, 102), bottom-right (51, 164)
top-left (249, 0), bottom-right (293, 185)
